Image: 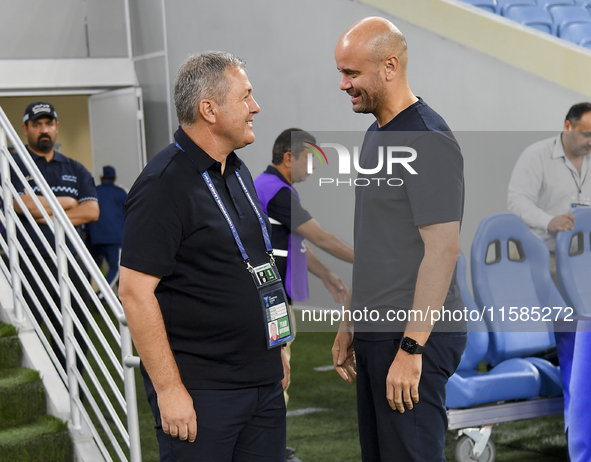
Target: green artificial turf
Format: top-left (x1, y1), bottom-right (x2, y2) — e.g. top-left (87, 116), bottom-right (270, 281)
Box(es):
top-left (0, 415), bottom-right (72, 462)
top-left (0, 368), bottom-right (45, 430)
top-left (87, 324), bottom-right (568, 462)
top-left (0, 322), bottom-right (20, 369)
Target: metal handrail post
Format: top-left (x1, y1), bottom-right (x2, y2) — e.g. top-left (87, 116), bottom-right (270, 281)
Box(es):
top-left (0, 128), bottom-right (24, 323)
top-left (55, 219), bottom-right (81, 430)
top-left (120, 317), bottom-right (142, 462)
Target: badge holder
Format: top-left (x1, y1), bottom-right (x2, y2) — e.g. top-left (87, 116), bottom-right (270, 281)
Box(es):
top-left (251, 262), bottom-right (294, 349)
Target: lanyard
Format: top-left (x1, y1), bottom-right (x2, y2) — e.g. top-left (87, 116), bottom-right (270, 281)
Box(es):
top-left (175, 140), bottom-right (274, 270)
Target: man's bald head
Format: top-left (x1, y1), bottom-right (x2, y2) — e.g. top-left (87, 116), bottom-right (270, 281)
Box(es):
top-left (338, 17), bottom-right (408, 71)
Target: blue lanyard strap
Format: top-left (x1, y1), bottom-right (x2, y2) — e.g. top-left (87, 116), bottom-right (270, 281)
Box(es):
top-left (201, 170), bottom-right (251, 262)
top-left (234, 170), bottom-right (274, 255)
top-left (176, 140), bottom-right (274, 267)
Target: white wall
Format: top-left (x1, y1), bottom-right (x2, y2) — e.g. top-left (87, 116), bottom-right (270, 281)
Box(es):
top-left (0, 0), bottom-right (128, 59)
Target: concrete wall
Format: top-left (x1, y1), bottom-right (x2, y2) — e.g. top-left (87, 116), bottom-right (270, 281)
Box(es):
top-left (129, 0), bottom-right (173, 161)
top-left (0, 0), bottom-right (128, 59)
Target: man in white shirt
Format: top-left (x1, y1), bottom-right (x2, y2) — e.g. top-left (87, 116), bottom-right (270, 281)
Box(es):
top-left (508, 102), bottom-right (591, 255)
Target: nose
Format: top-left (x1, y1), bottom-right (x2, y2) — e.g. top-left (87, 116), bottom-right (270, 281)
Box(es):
top-left (340, 74), bottom-right (351, 91)
top-left (250, 96), bottom-right (261, 114)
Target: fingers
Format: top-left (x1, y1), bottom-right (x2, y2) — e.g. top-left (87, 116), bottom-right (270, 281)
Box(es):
top-left (387, 381), bottom-right (420, 413)
top-left (188, 416), bottom-right (197, 443)
top-left (163, 414), bottom-right (197, 443)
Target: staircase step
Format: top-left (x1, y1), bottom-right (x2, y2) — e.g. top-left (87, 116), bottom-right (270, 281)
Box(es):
top-left (0, 367), bottom-right (46, 430)
top-left (0, 322), bottom-right (21, 369)
top-left (0, 415), bottom-right (73, 462)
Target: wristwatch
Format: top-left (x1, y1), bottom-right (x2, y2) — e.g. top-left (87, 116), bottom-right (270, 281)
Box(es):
top-left (400, 336), bottom-right (425, 355)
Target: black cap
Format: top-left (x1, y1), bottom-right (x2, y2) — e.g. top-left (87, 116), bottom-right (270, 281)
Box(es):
top-left (102, 166), bottom-right (116, 179)
top-left (23, 102), bottom-right (58, 124)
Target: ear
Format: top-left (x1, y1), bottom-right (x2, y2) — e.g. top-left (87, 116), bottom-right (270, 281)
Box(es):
top-left (283, 151), bottom-right (292, 168)
top-left (198, 99), bottom-right (217, 124)
top-left (21, 123), bottom-right (28, 135)
top-left (383, 55), bottom-right (399, 82)
top-left (564, 120), bottom-right (573, 132)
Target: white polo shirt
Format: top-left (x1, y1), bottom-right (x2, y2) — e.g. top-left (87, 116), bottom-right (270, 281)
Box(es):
top-left (508, 134), bottom-right (591, 251)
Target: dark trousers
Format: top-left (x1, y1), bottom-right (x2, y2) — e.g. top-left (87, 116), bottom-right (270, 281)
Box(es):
top-left (355, 333), bottom-right (467, 462)
top-left (90, 243), bottom-right (121, 286)
top-left (144, 375), bottom-right (287, 462)
top-left (20, 254), bottom-right (90, 373)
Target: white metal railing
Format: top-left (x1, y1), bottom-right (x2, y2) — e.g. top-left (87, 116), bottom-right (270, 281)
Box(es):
top-left (0, 105), bottom-right (141, 462)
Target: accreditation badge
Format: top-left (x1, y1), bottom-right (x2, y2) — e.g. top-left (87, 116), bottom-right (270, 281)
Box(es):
top-left (251, 262), bottom-right (294, 349)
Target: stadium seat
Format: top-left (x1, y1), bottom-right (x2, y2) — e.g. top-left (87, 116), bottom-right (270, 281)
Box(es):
top-left (574, 0), bottom-right (591, 8)
top-left (567, 319), bottom-right (591, 461)
top-left (446, 252), bottom-right (543, 408)
top-left (504, 5), bottom-right (555, 34)
top-left (556, 207), bottom-right (591, 314)
top-left (539, 0), bottom-right (575, 10)
top-left (549, 5), bottom-right (591, 35)
top-left (460, 0), bottom-right (497, 13)
top-left (497, 0), bottom-right (537, 15)
top-left (471, 214), bottom-right (563, 366)
top-left (560, 21), bottom-right (591, 46)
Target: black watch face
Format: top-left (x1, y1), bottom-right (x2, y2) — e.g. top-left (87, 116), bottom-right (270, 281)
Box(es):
top-left (401, 337), bottom-right (417, 353)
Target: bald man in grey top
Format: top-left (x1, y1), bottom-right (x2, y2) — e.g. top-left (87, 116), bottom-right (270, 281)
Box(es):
top-left (331, 17), bottom-right (466, 462)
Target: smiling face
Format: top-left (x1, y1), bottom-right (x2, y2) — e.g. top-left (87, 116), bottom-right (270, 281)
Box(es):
top-left (22, 116), bottom-right (59, 156)
top-left (335, 38), bottom-right (387, 116)
top-left (214, 67), bottom-right (260, 151)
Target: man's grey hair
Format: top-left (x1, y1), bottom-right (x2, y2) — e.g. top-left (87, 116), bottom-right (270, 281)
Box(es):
top-left (174, 51), bottom-right (246, 126)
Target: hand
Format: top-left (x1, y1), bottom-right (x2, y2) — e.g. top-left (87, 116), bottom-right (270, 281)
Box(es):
top-left (322, 272), bottom-right (348, 303)
top-left (386, 351), bottom-right (422, 413)
top-left (157, 386), bottom-right (197, 443)
top-left (332, 328), bottom-right (356, 383)
top-left (548, 213), bottom-right (575, 233)
top-left (281, 346), bottom-right (291, 390)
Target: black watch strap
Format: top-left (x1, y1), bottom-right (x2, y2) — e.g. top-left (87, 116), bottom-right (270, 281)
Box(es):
top-left (400, 336), bottom-right (425, 354)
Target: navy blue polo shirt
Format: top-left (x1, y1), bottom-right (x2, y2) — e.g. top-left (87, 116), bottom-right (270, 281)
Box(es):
top-left (352, 98), bottom-right (466, 338)
top-left (86, 181), bottom-right (127, 245)
top-left (121, 127), bottom-right (282, 390)
top-left (11, 148), bottom-right (98, 257)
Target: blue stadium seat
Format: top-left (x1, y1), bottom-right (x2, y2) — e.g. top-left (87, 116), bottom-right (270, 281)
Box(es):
top-left (556, 207), bottom-right (591, 314)
top-left (574, 0), bottom-right (591, 7)
top-left (549, 5), bottom-right (591, 35)
top-left (445, 252), bottom-right (542, 409)
top-left (540, 0), bottom-right (575, 10)
top-left (567, 319), bottom-right (591, 461)
top-left (471, 214), bottom-right (564, 396)
top-left (560, 21), bottom-right (591, 46)
top-left (504, 5), bottom-right (555, 34)
top-left (471, 213), bottom-right (563, 366)
top-left (497, 0), bottom-right (537, 15)
top-left (460, 0), bottom-right (497, 13)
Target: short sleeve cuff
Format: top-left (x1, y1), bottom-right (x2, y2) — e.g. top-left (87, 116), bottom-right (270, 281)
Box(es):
top-left (120, 254), bottom-right (175, 278)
